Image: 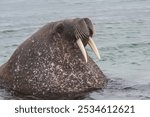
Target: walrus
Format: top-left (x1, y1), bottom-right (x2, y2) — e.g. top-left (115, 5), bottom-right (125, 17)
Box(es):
top-left (0, 18), bottom-right (107, 99)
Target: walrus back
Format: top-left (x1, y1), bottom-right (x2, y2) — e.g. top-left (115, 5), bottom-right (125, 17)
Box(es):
top-left (0, 63), bottom-right (6, 87)
top-left (0, 63), bottom-right (5, 79)
top-left (0, 63), bottom-right (13, 89)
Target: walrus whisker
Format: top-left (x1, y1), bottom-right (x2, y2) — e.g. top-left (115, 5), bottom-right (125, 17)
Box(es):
top-left (74, 25), bottom-right (81, 39)
top-left (88, 37), bottom-right (101, 59)
top-left (76, 26), bottom-right (83, 39)
top-left (77, 26), bottom-right (88, 39)
top-left (80, 30), bottom-right (88, 39)
top-left (75, 24), bottom-right (87, 40)
top-left (76, 38), bottom-right (88, 62)
top-left (80, 29), bottom-right (89, 39)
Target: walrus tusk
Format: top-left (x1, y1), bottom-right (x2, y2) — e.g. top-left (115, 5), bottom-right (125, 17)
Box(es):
top-left (77, 38), bottom-right (88, 63)
top-left (88, 37), bottom-right (101, 59)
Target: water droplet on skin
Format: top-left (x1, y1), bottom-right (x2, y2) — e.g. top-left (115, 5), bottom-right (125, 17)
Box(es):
top-left (15, 65), bottom-right (20, 72)
top-left (51, 63), bottom-right (54, 66)
top-left (38, 52), bottom-right (42, 56)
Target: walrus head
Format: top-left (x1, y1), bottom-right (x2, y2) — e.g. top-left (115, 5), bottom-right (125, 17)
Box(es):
top-left (53, 18), bottom-right (100, 63)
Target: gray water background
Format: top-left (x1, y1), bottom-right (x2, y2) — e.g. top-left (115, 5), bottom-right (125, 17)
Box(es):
top-left (0, 0), bottom-right (150, 99)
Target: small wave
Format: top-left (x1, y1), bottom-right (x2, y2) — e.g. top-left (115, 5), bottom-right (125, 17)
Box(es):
top-left (0, 29), bottom-right (23, 34)
top-left (4, 44), bottom-right (18, 48)
top-left (0, 26), bottom-right (37, 34)
top-left (1, 30), bottom-right (16, 33)
top-left (118, 42), bottom-right (150, 49)
top-left (88, 78), bottom-right (150, 100)
top-left (101, 42), bottom-right (150, 52)
top-left (132, 82), bottom-right (150, 91)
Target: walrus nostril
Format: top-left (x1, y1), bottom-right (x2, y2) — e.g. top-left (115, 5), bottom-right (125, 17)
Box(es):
top-left (88, 28), bottom-right (94, 37)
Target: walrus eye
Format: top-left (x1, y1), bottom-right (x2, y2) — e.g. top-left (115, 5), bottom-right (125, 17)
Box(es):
top-left (55, 23), bottom-right (64, 34)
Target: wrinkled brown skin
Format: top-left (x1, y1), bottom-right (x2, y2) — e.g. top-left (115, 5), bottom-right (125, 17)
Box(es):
top-left (0, 18), bottom-right (107, 99)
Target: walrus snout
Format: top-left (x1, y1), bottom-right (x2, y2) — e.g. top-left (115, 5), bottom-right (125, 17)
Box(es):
top-left (83, 18), bottom-right (95, 37)
top-left (73, 18), bottom-right (100, 63)
top-left (74, 18), bottom-right (94, 41)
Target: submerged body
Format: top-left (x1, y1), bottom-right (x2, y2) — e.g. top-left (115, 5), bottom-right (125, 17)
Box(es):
top-left (0, 18), bottom-right (107, 99)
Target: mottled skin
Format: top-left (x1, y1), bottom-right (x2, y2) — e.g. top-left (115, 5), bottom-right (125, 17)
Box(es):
top-left (0, 18), bottom-right (107, 99)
